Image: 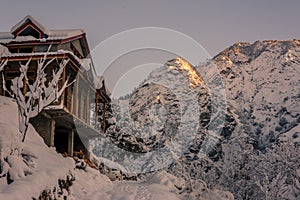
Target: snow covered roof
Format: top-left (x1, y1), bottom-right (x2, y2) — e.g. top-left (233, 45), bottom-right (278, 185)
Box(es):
top-left (95, 75), bottom-right (111, 96)
top-left (0, 15), bottom-right (85, 44)
top-left (0, 29), bottom-right (85, 44)
top-left (47, 29), bottom-right (85, 39)
top-left (1, 50), bottom-right (75, 58)
top-left (0, 32), bottom-right (13, 40)
top-left (11, 15), bottom-right (50, 35)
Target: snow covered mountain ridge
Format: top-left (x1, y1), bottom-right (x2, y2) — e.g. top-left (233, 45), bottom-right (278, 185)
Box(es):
top-left (93, 39), bottom-right (300, 199)
top-left (213, 39), bottom-right (300, 148)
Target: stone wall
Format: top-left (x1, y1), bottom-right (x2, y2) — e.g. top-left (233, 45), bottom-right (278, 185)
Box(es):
top-left (30, 113), bottom-right (55, 147)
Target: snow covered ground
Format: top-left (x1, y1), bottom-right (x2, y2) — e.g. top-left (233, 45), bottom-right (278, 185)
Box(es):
top-left (70, 169), bottom-right (181, 200)
top-left (0, 96), bottom-right (184, 199)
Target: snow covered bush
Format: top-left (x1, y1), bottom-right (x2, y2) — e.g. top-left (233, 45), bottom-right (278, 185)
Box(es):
top-left (0, 119), bottom-right (31, 184)
top-left (33, 174), bottom-right (75, 200)
top-left (0, 97), bottom-right (34, 184)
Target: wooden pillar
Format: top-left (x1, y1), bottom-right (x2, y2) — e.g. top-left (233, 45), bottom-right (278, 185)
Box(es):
top-left (62, 64), bottom-right (66, 107)
top-left (49, 119), bottom-right (55, 147)
top-left (102, 102), bottom-right (106, 133)
top-left (68, 128), bottom-right (74, 156)
top-left (74, 77), bottom-right (79, 116)
top-left (86, 88), bottom-right (90, 124)
top-left (95, 93), bottom-right (98, 130)
top-left (70, 84), bottom-right (73, 113)
top-left (86, 142), bottom-right (91, 160)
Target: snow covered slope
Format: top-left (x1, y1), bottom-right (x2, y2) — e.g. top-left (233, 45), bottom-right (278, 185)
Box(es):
top-left (0, 96), bottom-right (74, 200)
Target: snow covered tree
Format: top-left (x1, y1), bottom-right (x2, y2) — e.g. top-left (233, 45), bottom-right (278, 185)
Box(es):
top-left (0, 52), bottom-right (74, 183)
top-left (0, 52), bottom-right (73, 142)
top-left (0, 59), bottom-right (7, 71)
top-left (250, 141), bottom-right (300, 200)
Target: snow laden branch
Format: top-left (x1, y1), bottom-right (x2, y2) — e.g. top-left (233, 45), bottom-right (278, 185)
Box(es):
top-left (0, 59), bottom-right (7, 72)
top-left (0, 59), bottom-right (8, 87)
top-left (1, 53), bottom-right (74, 142)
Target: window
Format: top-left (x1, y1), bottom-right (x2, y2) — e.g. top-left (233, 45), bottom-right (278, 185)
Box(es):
top-left (19, 47), bottom-right (33, 53)
top-left (5, 71), bottom-right (20, 78)
top-left (70, 43), bottom-right (83, 59)
top-left (9, 47), bottom-right (33, 54)
top-left (10, 48), bottom-right (18, 53)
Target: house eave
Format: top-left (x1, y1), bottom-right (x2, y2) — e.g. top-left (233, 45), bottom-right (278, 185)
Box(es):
top-left (0, 33), bottom-right (86, 46)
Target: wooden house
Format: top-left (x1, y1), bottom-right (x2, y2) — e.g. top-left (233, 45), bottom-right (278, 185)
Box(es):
top-left (0, 15), bottom-right (111, 155)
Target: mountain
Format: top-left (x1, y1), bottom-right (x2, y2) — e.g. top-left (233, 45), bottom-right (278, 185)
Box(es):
top-left (92, 39), bottom-right (300, 199)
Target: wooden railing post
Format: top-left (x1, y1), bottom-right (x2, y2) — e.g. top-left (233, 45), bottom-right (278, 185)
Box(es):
top-left (102, 102), bottom-right (106, 133)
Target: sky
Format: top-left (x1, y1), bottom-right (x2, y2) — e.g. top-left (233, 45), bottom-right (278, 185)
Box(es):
top-left (0, 0), bottom-right (299, 97)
